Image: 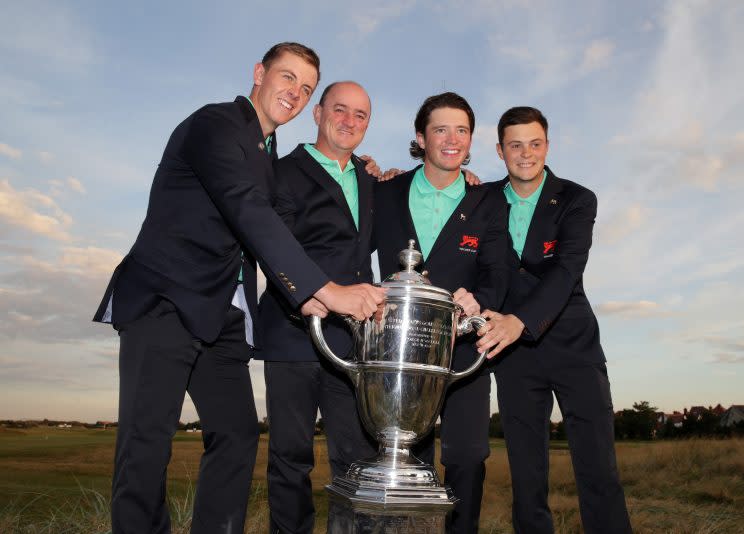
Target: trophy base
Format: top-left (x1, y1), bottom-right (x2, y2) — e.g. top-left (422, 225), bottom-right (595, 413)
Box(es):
top-left (325, 452), bottom-right (455, 532)
top-left (326, 484), bottom-right (450, 534)
top-left (328, 473), bottom-right (456, 509)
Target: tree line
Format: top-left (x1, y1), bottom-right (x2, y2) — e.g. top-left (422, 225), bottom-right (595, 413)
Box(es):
top-left (487, 401), bottom-right (744, 440)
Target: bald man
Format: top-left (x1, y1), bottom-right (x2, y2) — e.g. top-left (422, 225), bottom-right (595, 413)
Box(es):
top-left (255, 81), bottom-right (378, 534)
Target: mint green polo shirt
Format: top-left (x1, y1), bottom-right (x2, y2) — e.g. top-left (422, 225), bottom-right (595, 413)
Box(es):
top-left (304, 144), bottom-right (359, 229)
top-left (503, 170), bottom-right (547, 258)
top-left (409, 166), bottom-right (465, 260)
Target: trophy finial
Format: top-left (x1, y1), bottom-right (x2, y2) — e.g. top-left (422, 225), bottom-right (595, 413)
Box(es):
top-left (399, 240), bottom-right (422, 272)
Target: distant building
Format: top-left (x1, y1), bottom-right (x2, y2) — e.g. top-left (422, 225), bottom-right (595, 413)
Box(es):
top-left (666, 411), bottom-right (684, 428)
top-left (720, 405), bottom-right (744, 427)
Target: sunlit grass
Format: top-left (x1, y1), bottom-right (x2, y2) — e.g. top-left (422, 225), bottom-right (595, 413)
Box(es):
top-left (1, 427), bottom-right (743, 533)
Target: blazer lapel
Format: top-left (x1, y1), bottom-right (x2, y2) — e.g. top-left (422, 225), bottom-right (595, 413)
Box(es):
top-left (292, 145), bottom-right (358, 231)
top-left (353, 155), bottom-right (373, 242)
top-left (522, 168), bottom-right (564, 264)
top-left (425, 183), bottom-right (487, 261)
top-left (402, 171), bottom-right (423, 251)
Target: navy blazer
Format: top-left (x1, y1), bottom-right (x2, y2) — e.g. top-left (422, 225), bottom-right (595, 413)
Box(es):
top-left (93, 97), bottom-right (329, 344)
top-left (498, 166), bottom-right (605, 364)
top-left (375, 167), bottom-right (510, 370)
top-left (255, 144), bottom-right (375, 362)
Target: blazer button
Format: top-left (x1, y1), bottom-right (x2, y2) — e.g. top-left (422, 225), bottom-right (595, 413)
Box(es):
top-left (519, 267), bottom-right (526, 273)
top-left (288, 285), bottom-right (297, 292)
top-left (356, 271), bottom-right (361, 277)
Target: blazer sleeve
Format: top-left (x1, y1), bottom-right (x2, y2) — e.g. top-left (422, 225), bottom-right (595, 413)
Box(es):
top-left (183, 108), bottom-right (329, 307)
top-left (515, 189), bottom-right (597, 339)
top-left (473, 192), bottom-right (510, 312)
top-left (272, 163), bottom-right (298, 231)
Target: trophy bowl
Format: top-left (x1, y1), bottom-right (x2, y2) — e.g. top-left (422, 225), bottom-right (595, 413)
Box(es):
top-left (310, 240), bottom-right (487, 509)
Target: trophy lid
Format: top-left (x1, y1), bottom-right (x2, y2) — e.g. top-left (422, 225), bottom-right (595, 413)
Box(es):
top-left (382, 240), bottom-right (453, 303)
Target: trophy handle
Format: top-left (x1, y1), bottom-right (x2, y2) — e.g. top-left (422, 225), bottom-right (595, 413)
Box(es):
top-left (309, 315), bottom-right (360, 383)
top-left (450, 315), bottom-right (488, 382)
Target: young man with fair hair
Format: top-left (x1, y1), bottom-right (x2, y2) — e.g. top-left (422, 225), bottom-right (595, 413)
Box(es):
top-left (94, 44), bottom-right (384, 534)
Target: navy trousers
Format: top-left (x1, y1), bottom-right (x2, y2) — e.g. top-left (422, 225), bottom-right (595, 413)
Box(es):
top-left (495, 355), bottom-right (632, 534)
top-left (264, 359), bottom-right (376, 534)
top-left (112, 299), bottom-right (259, 534)
top-left (415, 371), bottom-right (492, 534)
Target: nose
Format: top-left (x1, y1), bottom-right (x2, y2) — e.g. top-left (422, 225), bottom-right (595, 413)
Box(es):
top-left (341, 111), bottom-right (355, 126)
top-left (286, 83), bottom-right (300, 100)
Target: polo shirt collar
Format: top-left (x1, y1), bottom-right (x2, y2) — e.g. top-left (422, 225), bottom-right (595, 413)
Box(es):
top-left (504, 169), bottom-right (547, 206)
top-left (413, 166), bottom-right (465, 198)
top-left (304, 143), bottom-right (355, 173)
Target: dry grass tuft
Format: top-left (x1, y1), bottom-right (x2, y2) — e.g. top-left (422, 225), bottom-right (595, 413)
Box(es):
top-left (1, 430), bottom-right (743, 533)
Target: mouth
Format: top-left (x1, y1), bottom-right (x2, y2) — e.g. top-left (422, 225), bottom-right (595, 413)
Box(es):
top-left (517, 162), bottom-right (535, 168)
top-left (278, 98), bottom-right (295, 112)
top-left (441, 148), bottom-right (460, 156)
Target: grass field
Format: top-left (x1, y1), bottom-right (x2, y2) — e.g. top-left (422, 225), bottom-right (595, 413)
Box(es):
top-left (1, 427), bottom-right (743, 533)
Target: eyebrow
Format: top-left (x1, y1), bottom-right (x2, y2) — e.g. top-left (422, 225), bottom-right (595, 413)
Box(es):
top-left (509, 138), bottom-right (545, 143)
top-left (332, 103), bottom-right (369, 117)
top-left (429, 124), bottom-right (470, 130)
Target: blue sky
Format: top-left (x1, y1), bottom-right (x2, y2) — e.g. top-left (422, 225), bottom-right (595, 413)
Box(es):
top-left (1, 1), bottom-right (742, 423)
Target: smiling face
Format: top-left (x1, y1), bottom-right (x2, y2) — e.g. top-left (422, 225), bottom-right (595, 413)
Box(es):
top-left (416, 107), bottom-right (472, 174)
top-left (313, 82), bottom-right (371, 159)
top-left (251, 51), bottom-right (319, 133)
top-left (496, 121), bottom-right (549, 190)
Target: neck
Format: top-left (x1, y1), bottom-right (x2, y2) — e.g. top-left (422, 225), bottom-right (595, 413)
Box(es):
top-left (313, 139), bottom-right (353, 169)
top-left (422, 163), bottom-right (460, 189)
top-left (248, 87), bottom-right (277, 139)
top-left (510, 171), bottom-right (545, 198)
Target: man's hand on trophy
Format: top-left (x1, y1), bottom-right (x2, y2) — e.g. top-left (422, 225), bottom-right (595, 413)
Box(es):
top-left (453, 288), bottom-right (480, 316)
top-left (314, 281), bottom-right (386, 321)
top-left (463, 170), bottom-right (482, 186)
top-left (301, 297), bottom-right (329, 318)
top-left (475, 309), bottom-right (524, 358)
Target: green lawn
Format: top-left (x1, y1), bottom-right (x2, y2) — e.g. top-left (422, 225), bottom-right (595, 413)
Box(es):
top-left (2, 427), bottom-right (744, 533)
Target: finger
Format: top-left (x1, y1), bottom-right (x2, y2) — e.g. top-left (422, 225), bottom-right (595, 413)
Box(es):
top-left (487, 344), bottom-right (502, 359)
top-left (453, 287), bottom-right (466, 299)
top-left (359, 154), bottom-right (371, 161)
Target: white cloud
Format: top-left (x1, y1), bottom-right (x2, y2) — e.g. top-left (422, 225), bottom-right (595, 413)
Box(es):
top-left (618, 1), bottom-right (744, 192)
top-left (0, 246), bottom-right (122, 343)
top-left (712, 353), bottom-right (744, 364)
top-left (67, 176), bottom-right (86, 194)
top-left (595, 300), bottom-right (660, 317)
top-left (579, 39), bottom-right (615, 73)
top-left (38, 151), bottom-right (54, 163)
top-left (0, 179), bottom-right (73, 241)
top-left (0, 2), bottom-right (97, 72)
top-left (348, 0), bottom-right (417, 38)
top-left (0, 142), bottom-right (22, 160)
top-left (596, 203), bottom-right (650, 244)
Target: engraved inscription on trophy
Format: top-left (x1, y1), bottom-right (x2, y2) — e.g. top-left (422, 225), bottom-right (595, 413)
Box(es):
top-left (383, 317), bottom-right (451, 350)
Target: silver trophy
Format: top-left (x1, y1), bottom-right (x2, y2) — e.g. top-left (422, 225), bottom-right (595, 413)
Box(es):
top-left (310, 240), bottom-right (487, 519)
